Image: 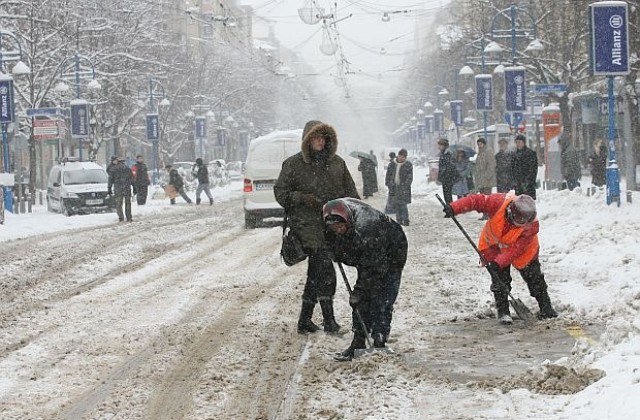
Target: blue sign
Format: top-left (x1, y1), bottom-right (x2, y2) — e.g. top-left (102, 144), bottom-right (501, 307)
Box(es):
top-left (216, 128), bottom-right (226, 146)
top-left (450, 100), bottom-right (463, 127)
top-left (590, 2), bottom-right (629, 76)
top-left (146, 114), bottom-right (159, 141)
top-left (433, 110), bottom-right (444, 133)
top-left (195, 116), bottom-right (207, 138)
top-left (424, 115), bottom-right (434, 133)
top-left (504, 67), bottom-right (526, 112)
top-left (70, 101), bottom-right (90, 138)
top-left (532, 84), bottom-right (567, 94)
top-left (26, 107), bottom-right (63, 118)
top-left (417, 123), bottom-right (425, 140)
top-left (0, 78), bottom-right (14, 124)
top-left (475, 74), bottom-right (493, 111)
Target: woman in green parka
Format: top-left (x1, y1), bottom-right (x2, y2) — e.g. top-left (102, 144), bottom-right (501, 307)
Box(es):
top-left (274, 120), bottom-right (360, 335)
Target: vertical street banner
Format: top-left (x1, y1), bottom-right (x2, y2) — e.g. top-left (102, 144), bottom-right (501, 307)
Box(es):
top-left (504, 66), bottom-right (526, 112)
top-left (424, 115), bottom-right (434, 133)
top-left (195, 116), bottom-right (207, 138)
top-left (417, 123), bottom-right (425, 139)
top-left (146, 114), bottom-right (159, 141)
top-left (433, 110), bottom-right (444, 133)
top-left (589, 1), bottom-right (629, 76)
top-left (475, 74), bottom-right (493, 111)
top-left (216, 128), bottom-right (226, 146)
top-left (450, 100), bottom-right (463, 126)
top-left (70, 99), bottom-right (90, 139)
top-left (0, 77), bottom-right (14, 124)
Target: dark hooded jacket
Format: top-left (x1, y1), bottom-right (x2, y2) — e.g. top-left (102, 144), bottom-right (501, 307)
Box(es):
top-left (511, 145), bottom-right (538, 199)
top-left (108, 162), bottom-right (134, 197)
top-left (324, 198), bottom-right (407, 291)
top-left (559, 136), bottom-right (581, 183)
top-left (274, 122), bottom-right (360, 250)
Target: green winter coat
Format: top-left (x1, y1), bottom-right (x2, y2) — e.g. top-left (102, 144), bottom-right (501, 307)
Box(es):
top-left (274, 123), bottom-right (359, 250)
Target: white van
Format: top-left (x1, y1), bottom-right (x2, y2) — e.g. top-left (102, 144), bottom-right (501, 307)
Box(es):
top-left (47, 159), bottom-right (115, 216)
top-left (243, 129), bottom-right (301, 228)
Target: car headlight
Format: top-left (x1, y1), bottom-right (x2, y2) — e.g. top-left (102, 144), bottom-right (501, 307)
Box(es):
top-left (63, 191), bottom-right (79, 198)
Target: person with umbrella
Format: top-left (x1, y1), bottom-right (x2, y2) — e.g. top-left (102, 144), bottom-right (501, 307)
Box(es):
top-left (357, 152), bottom-right (378, 199)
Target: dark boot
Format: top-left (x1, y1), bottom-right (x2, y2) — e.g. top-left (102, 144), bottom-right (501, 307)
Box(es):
top-left (494, 292), bottom-right (512, 324)
top-left (536, 292), bottom-right (558, 319)
top-left (319, 298), bottom-right (341, 334)
top-left (334, 334), bottom-right (366, 362)
top-left (373, 333), bottom-right (386, 348)
top-left (297, 301), bottom-right (319, 334)
top-left (209, 198), bottom-right (214, 206)
top-left (196, 198), bottom-right (201, 205)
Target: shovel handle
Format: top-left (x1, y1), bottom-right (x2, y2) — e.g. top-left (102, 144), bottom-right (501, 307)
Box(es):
top-left (337, 262), bottom-right (373, 349)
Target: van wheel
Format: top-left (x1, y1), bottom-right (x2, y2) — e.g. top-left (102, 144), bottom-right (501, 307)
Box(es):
top-left (245, 212), bottom-right (259, 229)
top-left (61, 199), bottom-right (72, 216)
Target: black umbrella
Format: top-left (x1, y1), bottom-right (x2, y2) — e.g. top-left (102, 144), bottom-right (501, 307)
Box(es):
top-left (449, 144), bottom-right (476, 158)
top-left (349, 151), bottom-right (375, 161)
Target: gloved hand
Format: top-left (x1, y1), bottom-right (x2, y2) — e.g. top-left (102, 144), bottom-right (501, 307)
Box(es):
top-left (301, 193), bottom-right (319, 207)
top-left (443, 204), bottom-right (454, 218)
top-left (349, 291), bottom-right (362, 309)
top-left (107, 189), bottom-right (113, 197)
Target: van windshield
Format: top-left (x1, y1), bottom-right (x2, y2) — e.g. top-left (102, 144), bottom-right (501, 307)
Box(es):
top-left (64, 169), bottom-right (108, 185)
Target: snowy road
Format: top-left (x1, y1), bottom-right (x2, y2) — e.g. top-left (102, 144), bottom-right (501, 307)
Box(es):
top-left (0, 192), bottom-right (613, 419)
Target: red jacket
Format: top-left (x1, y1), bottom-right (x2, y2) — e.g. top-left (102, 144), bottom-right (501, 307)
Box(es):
top-left (451, 193), bottom-right (539, 269)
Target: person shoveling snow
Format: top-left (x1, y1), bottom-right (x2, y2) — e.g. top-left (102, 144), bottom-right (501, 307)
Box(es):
top-left (322, 198), bottom-right (407, 361)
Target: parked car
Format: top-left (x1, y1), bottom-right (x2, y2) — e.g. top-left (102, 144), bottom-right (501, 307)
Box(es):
top-left (243, 129), bottom-right (301, 228)
top-left (46, 158), bottom-right (115, 216)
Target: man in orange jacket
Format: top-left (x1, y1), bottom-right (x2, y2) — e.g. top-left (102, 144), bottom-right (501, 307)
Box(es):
top-left (443, 193), bottom-right (558, 324)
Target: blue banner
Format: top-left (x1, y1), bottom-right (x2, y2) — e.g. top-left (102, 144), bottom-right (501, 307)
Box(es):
top-left (424, 115), bottom-right (434, 133)
top-left (450, 100), bottom-right (463, 126)
top-left (475, 74), bottom-right (493, 111)
top-left (504, 67), bottom-right (526, 112)
top-left (216, 128), bottom-right (226, 147)
top-left (195, 116), bottom-right (207, 138)
top-left (417, 123), bottom-right (425, 140)
top-left (433, 110), bottom-right (444, 132)
top-left (70, 101), bottom-right (90, 138)
top-left (146, 114), bottom-right (159, 141)
top-left (590, 2), bottom-right (629, 76)
top-left (0, 78), bottom-right (14, 124)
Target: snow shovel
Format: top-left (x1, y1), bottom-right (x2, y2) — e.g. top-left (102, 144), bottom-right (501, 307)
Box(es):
top-left (335, 262), bottom-right (380, 359)
top-left (435, 194), bottom-right (535, 325)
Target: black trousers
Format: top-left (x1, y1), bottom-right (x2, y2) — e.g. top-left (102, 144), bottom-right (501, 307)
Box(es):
top-left (490, 258), bottom-right (549, 298)
top-left (302, 249), bottom-right (337, 304)
top-left (115, 195), bottom-right (132, 221)
top-left (442, 183), bottom-right (454, 204)
top-left (352, 268), bottom-right (402, 338)
top-left (135, 185), bottom-right (148, 205)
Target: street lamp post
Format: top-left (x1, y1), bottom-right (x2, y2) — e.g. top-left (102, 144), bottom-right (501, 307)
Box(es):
top-left (0, 31), bottom-right (30, 214)
top-left (138, 79), bottom-right (169, 185)
top-left (54, 52), bottom-right (101, 161)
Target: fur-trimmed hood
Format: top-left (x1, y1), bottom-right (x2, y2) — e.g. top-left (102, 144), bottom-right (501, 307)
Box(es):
top-left (301, 123), bottom-right (338, 163)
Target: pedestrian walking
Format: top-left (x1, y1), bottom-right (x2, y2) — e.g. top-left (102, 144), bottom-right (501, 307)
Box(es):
top-left (384, 152), bottom-right (397, 214)
top-left (165, 163), bottom-right (193, 205)
top-left (588, 139), bottom-right (608, 187)
top-left (495, 138), bottom-right (514, 193)
top-left (385, 148), bottom-right (413, 226)
top-left (274, 120), bottom-right (360, 335)
top-left (108, 157), bottom-right (135, 222)
top-left (357, 155), bottom-right (378, 198)
top-left (474, 137), bottom-right (496, 220)
top-left (452, 150), bottom-right (471, 200)
top-left (442, 193), bottom-right (558, 324)
top-left (511, 134), bottom-right (538, 199)
top-left (436, 138), bottom-right (458, 204)
top-left (559, 134), bottom-right (582, 191)
top-left (322, 198), bottom-right (407, 361)
top-left (132, 155), bottom-right (150, 205)
top-left (193, 158), bottom-right (214, 205)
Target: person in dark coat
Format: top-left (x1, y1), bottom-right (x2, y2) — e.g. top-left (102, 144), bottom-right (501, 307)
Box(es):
top-left (322, 198), bottom-right (407, 361)
top-left (358, 155), bottom-right (378, 198)
top-left (108, 157), bottom-right (135, 222)
top-left (384, 152), bottom-right (397, 215)
top-left (106, 155), bottom-right (118, 178)
top-left (588, 139), bottom-right (607, 187)
top-left (452, 149), bottom-right (471, 199)
top-left (166, 164), bottom-right (193, 205)
top-left (511, 134), bottom-right (538, 199)
top-left (495, 138), bottom-right (514, 193)
top-left (132, 155), bottom-right (151, 205)
top-left (436, 138), bottom-right (458, 204)
top-left (442, 193), bottom-right (558, 324)
top-left (559, 134), bottom-right (582, 191)
top-left (385, 148), bottom-right (413, 226)
top-left (193, 158), bottom-right (213, 205)
top-left (274, 120), bottom-right (360, 335)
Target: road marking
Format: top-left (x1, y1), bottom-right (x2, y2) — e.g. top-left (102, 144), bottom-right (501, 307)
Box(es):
top-left (566, 324), bottom-right (598, 345)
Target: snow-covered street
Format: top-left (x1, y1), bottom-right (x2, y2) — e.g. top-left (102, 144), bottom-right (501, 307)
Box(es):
top-left (0, 170), bottom-right (639, 419)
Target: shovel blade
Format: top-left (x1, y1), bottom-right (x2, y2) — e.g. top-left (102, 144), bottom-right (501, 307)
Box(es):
top-left (353, 346), bottom-right (394, 358)
top-left (510, 297), bottom-right (535, 325)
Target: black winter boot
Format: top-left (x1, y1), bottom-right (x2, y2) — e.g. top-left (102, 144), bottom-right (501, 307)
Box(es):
top-left (373, 333), bottom-right (386, 348)
top-left (297, 301), bottom-right (320, 334)
top-left (196, 198), bottom-right (201, 205)
top-left (494, 292), bottom-right (512, 325)
top-left (209, 198), bottom-right (214, 206)
top-left (319, 298), bottom-right (341, 334)
top-left (334, 334), bottom-right (366, 362)
top-left (536, 292), bottom-right (558, 319)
